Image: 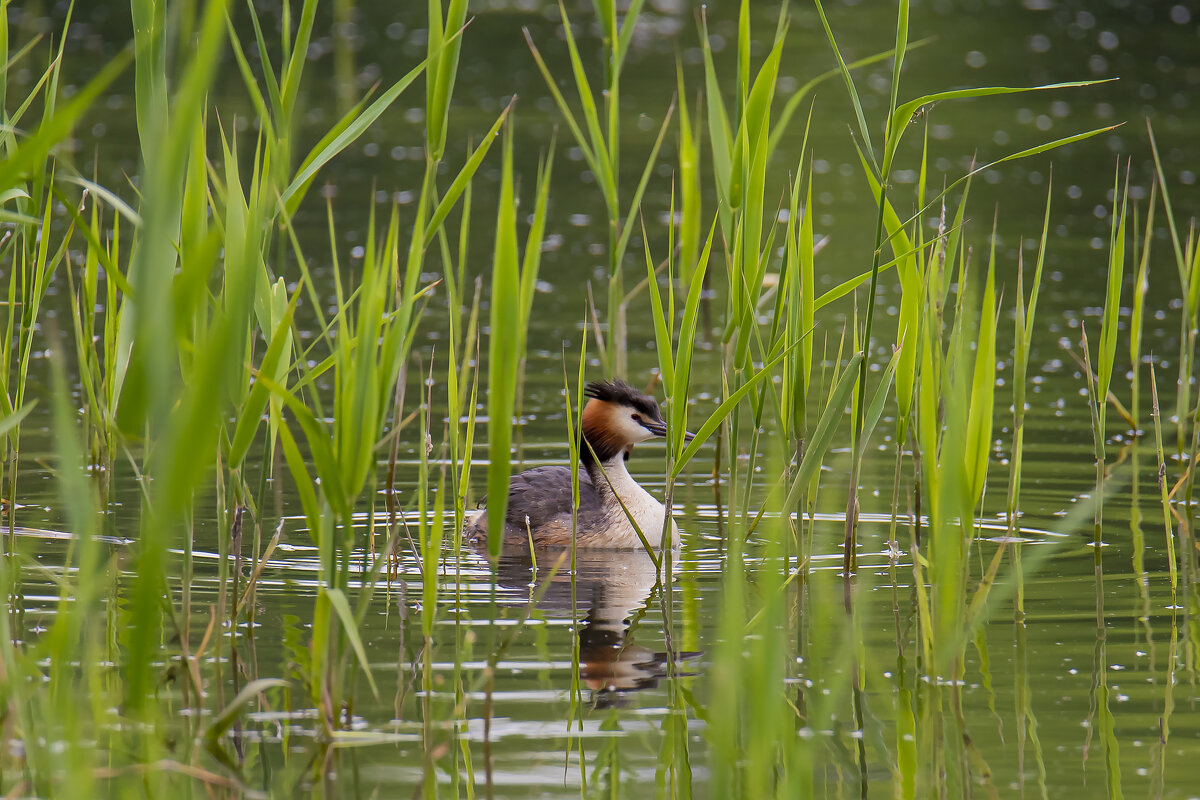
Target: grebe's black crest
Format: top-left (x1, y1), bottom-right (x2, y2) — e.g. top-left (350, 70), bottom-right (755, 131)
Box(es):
top-left (584, 379), bottom-right (661, 420)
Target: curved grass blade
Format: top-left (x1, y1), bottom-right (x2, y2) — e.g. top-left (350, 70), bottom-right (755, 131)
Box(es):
top-left (324, 587), bottom-right (380, 699)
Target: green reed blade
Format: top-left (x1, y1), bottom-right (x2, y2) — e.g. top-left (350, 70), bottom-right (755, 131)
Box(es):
top-left (799, 172), bottom-right (815, 398)
top-left (886, 0), bottom-right (911, 157)
top-left (278, 415), bottom-right (320, 536)
top-left (57, 175), bottom-right (140, 227)
top-left (644, 220), bottom-right (674, 390)
top-left (426, 0), bottom-right (468, 161)
top-left (485, 123), bottom-right (521, 560)
top-left (917, 129), bottom-right (1121, 233)
top-left (1146, 120), bottom-right (1186, 277)
top-left (779, 351), bottom-right (863, 515)
top-left (5, 55), bottom-right (62, 141)
top-left (279, 0), bottom-right (317, 116)
top-left (258, 370), bottom-right (349, 519)
top-left (736, 0), bottom-right (750, 103)
top-left (0, 51), bottom-right (129, 195)
top-left (728, 30), bottom-right (785, 214)
top-left (613, 0), bottom-right (645, 68)
top-left (812, 0), bottom-right (877, 171)
top-left (671, 218), bottom-right (718, 452)
top-left (224, 13), bottom-right (278, 146)
top-left (423, 102), bottom-right (512, 247)
top-left (676, 61), bottom-right (702, 284)
top-left (1149, 366), bottom-right (1178, 599)
top-left (228, 289), bottom-right (299, 468)
top-left (859, 346), bottom-right (901, 462)
top-left (554, 0), bottom-right (614, 198)
top-left (883, 79), bottom-right (1113, 176)
top-left (240, 0), bottom-right (283, 119)
top-left (279, 55), bottom-right (427, 210)
top-left (672, 331), bottom-right (808, 484)
top-left (204, 677), bottom-right (287, 746)
top-left (964, 225), bottom-right (998, 504)
top-left (1024, 177), bottom-right (1053, 349)
top-left (519, 144), bottom-right (555, 333)
top-left (769, 42), bottom-right (927, 160)
top-left (594, 0), bottom-right (616, 46)
top-left (614, 102), bottom-right (675, 266)
top-left (523, 29), bottom-right (599, 180)
top-left (0, 399), bottom-right (33, 449)
top-left (812, 231), bottom-right (949, 313)
top-left (1006, 177), bottom-right (1054, 535)
top-left (1096, 161), bottom-right (1129, 432)
top-left (698, 9), bottom-right (733, 231)
top-left (855, 148), bottom-right (921, 419)
top-left (323, 587), bottom-right (379, 699)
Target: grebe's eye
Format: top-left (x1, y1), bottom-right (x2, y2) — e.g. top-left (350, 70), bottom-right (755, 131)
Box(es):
top-left (631, 413), bottom-right (642, 423)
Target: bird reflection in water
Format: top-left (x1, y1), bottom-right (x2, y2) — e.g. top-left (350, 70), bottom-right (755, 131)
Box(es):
top-left (490, 546), bottom-right (701, 706)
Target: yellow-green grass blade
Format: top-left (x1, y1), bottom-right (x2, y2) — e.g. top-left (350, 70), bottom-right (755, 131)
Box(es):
top-left (1149, 366), bottom-right (1178, 598)
top-left (0, 399), bottom-right (34, 448)
top-left (595, 0), bottom-right (616, 47)
top-left (524, 28), bottom-right (600, 183)
top-left (768, 43), bottom-right (929, 160)
top-left (228, 288), bottom-right (299, 468)
top-left (799, 166), bottom-right (815, 399)
top-left (899, 125), bottom-right (1118, 237)
top-left (813, 232), bottom-right (952, 312)
top-left (728, 31), bottom-right (784, 214)
top-left (964, 228), bottom-right (998, 505)
top-left (48, 184), bottom-right (137, 298)
top-left (676, 60), bottom-right (702, 283)
top-left (643, 221), bottom-right (674, 390)
top-left (886, 0), bottom-right (910, 146)
top-left (426, 0), bottom-right (469, 161)
top-left (57, 174), bottom-right (141, 228)
top-left (859, 346), bottom-right (901, 462)
top-left (614, 102), bottom-right (675, 266)
top-left (0, 50), bottom-right (130, 194)
top-left (812, 0), bottom-right (877, 172)
top-left (224, 11), bottom-right (279, 147)
top-left (672, 338), bottom-right (803, 479)
top-left (882, 79), bottom-right (1114, 176)
top-left (555, 0), bottom-right (614, 202)
top-left (423, 100), bottom-right (513, 247)
top-left (518, 143), bottom-right (555, 338)
top-left (671, 218), bottom-right (718, 455)
top-left (775, 352), bottom-right (865, 551)
top-left (1146, 120), bottom-right (1186, 278)
top-left (324, 587), bottom-right (382, 703)
top-left (1024, 175), bottom-right (1054, 349)
top-left (278, 0), bottom-right (318, 120)
top-left (258, 370), bottom-right (350, 520)
top-left (1096, 161), bottom-right (1128, 430)
top-left (240, 0), bottom-right (284, 122)
top-left (280, 55), bottom-right (427, 210)
top-left (614, 0), bottom-right (647, 70)
top-left (699, 9), bottom-right (733, 230)
top-left (485, 124), bottom-right (521, 560)
top-left (856, 148), bottom-right (920, 422)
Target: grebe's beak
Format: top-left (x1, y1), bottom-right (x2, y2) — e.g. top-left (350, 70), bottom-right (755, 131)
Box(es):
top-left (640, 418), bottom-right (695, 442)
top-left (640, 418), bottom-right (669, 438)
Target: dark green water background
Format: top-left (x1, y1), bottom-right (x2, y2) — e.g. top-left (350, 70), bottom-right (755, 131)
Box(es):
top-left (9, 0), bottom-right (1200, 796)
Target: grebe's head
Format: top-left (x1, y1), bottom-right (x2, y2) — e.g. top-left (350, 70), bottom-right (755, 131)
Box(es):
top-left (580, 379), bottom-right (668, 462)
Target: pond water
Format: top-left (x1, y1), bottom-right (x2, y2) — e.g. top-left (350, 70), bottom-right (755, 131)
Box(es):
top-left (8, 0), bottom-right (1200, 796)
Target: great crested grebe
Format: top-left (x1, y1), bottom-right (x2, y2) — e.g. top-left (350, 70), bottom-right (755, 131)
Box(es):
top-left (465, 379), bottom-right (691, 549)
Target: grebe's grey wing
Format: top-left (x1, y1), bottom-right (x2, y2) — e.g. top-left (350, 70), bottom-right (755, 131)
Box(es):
top-left (465, 465), bottom-right (598, 545)
top-left (505, 465), bottom-right (571, 524)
